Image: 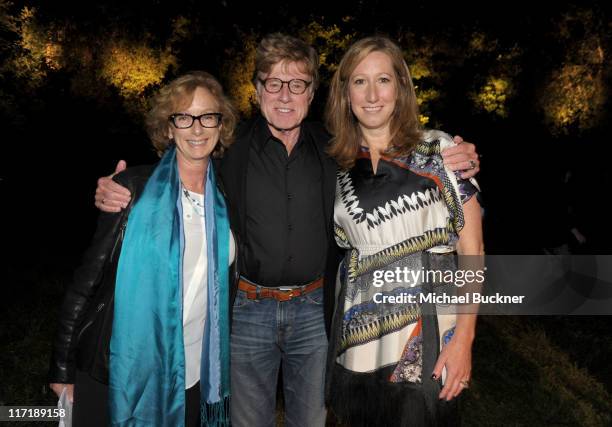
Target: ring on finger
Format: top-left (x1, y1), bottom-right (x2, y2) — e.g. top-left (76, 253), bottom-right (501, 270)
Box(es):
top-left (459, 379), bottom-right (470, 388)
top-left (468, 160), bottom-right (477, 170)
top-left (101, 198), bottom-right (106, 205)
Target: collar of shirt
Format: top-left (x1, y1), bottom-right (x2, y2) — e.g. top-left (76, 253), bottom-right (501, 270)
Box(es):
top-left (253, 115), bottom-right (308, 154)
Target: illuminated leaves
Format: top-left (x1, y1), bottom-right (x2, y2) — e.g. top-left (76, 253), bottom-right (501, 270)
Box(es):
top-left (11, 7), bottom-right (45, 80)
top-left (539, 9), bottom-right (607, 135)
top-left (223, 33), bottom-right (258, 117)
top-left (467, 31), bottom-right (522, 118)
top-left (409, 58), bottom-right (431, 80)
top-left (468, 32), bottom-right (498, 56)
top-left (0, 0), bottom-right (17, 47)
top-left (540, 64), bottom-right (605, 135)
top-left (0, 4), bottom-right (608, 137)
top-left (403, 41), bottom-right (444, 127)
top-left (99, 38), bottom-right (176, 98)
top-left (2, 4), bottom-right (192, 109)
top-left (415, 88), bottom-right (439, 126)
top-left (299, 20), bottom-right (355, 77)
top-left (169, 15), bottom-right (190, 44)
top-left (9, 7), bottom-right (64, 88)
top-left (471, 76), bottom-right (513, 117)
top-left (418, 114), bottom-right (430, 126)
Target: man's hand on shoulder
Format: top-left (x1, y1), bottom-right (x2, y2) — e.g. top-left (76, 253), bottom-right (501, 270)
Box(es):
top-left (441, 135), bottom-right (480, 179)
top-left (95, 160), bottom-right (131, 212)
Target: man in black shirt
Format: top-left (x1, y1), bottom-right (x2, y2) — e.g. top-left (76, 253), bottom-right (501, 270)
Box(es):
top-left (94, 33), bottom-right (481, 427)
top-left (218, 35), bottom-right (337, 426)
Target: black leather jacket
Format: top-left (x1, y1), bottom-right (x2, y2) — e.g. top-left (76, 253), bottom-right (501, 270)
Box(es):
top-left (49, 165), bottom-right (154, 384)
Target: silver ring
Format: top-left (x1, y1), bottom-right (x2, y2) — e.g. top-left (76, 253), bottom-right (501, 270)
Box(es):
top-left (469, 160), bottom-right (477, 170)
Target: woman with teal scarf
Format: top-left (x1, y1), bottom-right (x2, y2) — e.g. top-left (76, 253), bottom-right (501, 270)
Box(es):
top-left (49, 71), bottom-right (237, 427)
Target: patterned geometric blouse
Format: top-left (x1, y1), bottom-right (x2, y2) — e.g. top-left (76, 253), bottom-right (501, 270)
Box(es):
top-left (332, 129), bottom-right (478, 383)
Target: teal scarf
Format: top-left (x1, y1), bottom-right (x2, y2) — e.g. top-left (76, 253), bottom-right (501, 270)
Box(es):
top-left (109, 146), bottom-right (231, 426)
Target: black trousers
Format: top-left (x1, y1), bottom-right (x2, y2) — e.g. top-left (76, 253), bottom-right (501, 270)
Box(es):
top-left (72, 370), bottom-right (201, 426)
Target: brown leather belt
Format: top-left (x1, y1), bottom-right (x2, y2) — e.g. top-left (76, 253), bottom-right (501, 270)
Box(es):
top-left (238, 277), bottom-right (323, 302)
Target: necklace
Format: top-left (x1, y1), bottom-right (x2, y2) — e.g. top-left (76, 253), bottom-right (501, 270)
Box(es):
top-left (182, 186), bottom-right (205, 217)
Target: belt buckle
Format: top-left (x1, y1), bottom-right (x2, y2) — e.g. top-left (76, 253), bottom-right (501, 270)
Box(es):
top-left (278, 286), bottom-right (296, 300)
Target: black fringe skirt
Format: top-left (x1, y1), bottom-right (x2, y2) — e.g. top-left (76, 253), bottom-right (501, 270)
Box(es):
top-left (327, 362), bottom-right (459, 427)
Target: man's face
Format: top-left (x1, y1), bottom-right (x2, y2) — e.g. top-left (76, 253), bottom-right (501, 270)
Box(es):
top-left (256, 60), bottom-right (314, 134)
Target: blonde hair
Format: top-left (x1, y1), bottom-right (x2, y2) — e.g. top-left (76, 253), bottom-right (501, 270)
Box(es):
top-left (325, 36), bottom-right (422, 169)
top-left (252, 33), bottom-right (319, 90)
top-left (146, 71), bottom-right (238, 157)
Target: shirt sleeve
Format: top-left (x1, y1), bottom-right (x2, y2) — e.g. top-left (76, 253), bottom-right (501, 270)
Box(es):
top-left (455, 174), bottom-right (480, 204)
top-left (434, 130), bottom-right (480, 205)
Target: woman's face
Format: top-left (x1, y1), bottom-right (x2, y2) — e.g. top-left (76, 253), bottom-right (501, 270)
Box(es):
top-left (348, 51), bottom-right (397, 134)
top-left (168, 86), bottom-right (222, 167)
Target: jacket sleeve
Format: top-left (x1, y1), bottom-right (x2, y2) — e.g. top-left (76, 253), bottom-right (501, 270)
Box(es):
top-left (48, 175), bottom-right (133, 384)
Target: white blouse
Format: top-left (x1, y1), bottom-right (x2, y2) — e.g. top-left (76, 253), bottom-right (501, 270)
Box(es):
top-left (181, 189), bottom-right (235, 389)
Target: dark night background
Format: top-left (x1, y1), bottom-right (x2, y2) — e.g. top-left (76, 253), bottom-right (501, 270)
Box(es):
top-left (1, 0), bottom-right (612, 425)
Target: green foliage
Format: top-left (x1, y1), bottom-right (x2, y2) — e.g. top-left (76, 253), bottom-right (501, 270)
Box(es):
top-left (462, 317), bottom-right (612, 426)
top-left (0, 4), bottom-right (59, 118)
top-left (539, 8), bottom-right (608, 135)
top-left (398, 31), bottom-right (519, 126)
top-left (8, 7), bottom-right (51, 88)
top-left (2, 4), bottom-right (609, 137)
top-left (99, 38), bottom-right (176, 99)
top-left (299, 20), bottom-right (355, 80)
top-left (6, 289), bottom-right (611, 427)
top-left (541, 64), bottom-right (606, 135)
top-left (466, 32), bottom-right (522, 118)
top-left (471, 76), bottom-right (513, 118)
top-left (0, 0), bottom-right (17, 49)
top-left (0, 5), bottom-right (190, 119)
top-left (468, 32), bottom-right (498, 55)
top-left (169, 15), bottom-right (190, 44)
top-left (1, 271), bottom-right (60, 426)
top-left (223, 32), bottom-right (258, 117)
top-left (400, 35), bottom-right (456, 127)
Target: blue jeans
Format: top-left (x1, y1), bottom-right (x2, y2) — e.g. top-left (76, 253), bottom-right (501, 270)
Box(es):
top-left (230, 286), bottom-right (328, 427)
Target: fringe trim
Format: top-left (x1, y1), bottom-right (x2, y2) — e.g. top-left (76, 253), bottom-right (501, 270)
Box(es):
top-left (328, 364), bottom-right (458, 427)
top-left (201, 395), bottom-right (230, 427)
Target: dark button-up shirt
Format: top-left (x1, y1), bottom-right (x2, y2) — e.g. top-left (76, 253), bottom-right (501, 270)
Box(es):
top-left (242, 118), bottom-right (327, 286)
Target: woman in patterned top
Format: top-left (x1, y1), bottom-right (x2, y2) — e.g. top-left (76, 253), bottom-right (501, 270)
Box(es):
top-left (324, 36), bottom-right (483, 426)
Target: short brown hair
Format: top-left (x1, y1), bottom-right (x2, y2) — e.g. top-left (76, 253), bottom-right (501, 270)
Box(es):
top-left (325, 36), bottom-right (422, 169)
top-left (252, 33), bottom-right (319, 90)
top-left (146, 71), bottom-right (238, 157)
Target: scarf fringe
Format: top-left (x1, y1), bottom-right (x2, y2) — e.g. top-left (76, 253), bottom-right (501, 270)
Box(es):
top-left (201, 395), bottom-right (231, 427)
